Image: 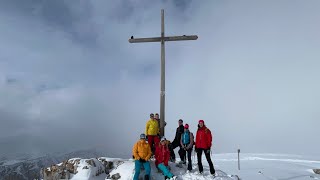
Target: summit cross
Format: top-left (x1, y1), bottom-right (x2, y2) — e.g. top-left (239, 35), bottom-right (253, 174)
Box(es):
top-left (129, 9), bottom-right (198, 137)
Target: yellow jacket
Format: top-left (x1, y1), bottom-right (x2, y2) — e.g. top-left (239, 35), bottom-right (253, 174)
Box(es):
top-left (132, 140), bottom-right (152, 160)
top-left (145, 119), bottom-right (160, 136)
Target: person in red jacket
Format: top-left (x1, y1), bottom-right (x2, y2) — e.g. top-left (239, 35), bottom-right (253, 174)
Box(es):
top-left (195, 120), bottom-right (216, 175)
top-left (155, 137), bottom-right (177, 180)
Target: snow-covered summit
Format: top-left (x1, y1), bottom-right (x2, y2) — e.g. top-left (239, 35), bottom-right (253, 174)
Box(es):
top-left (42, 153), bottom-right (320, 180)
top-left (42, 156), bottom-right (238, 180)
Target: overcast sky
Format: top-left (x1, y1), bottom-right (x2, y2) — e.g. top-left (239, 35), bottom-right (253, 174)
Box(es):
top-left (0, 0), bottom-right (319, 158)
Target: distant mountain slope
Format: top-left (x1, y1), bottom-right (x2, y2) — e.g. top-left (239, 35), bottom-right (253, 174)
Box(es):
top-left (0, 148), bottom-right (108, 180)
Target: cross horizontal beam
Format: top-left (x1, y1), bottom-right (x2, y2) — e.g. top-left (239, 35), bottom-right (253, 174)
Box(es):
top-left (128, 35), bottom-right (198, 43)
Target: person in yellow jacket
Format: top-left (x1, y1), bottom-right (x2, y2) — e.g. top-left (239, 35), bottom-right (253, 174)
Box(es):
top-left (132, 133), bottom-right (152, 180)
top-left (145, 113), bottom-right (160, 154)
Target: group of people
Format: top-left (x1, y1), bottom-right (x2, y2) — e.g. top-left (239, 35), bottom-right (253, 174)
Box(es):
top-left (132, 113), bottom-right (216, 180)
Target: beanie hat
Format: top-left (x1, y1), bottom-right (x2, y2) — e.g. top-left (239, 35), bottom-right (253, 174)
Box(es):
top-left (161, 136), bottom-right (166, 141)
top-left (140, 133), bottom-right (146, 139)
top-left (199, 120), bottom-right (204, 124)
top-left (178, 119), bottom-right (183, 123)
top-left (184, 124), bottom-right (189, 129)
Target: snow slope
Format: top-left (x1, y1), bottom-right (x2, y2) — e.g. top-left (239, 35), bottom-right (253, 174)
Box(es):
top-left (109, 158), bottom-right (237, 180)
top-left (213, 153), bottom-right (320, 180)
top-left (43, 153), bottom-right (320, 180)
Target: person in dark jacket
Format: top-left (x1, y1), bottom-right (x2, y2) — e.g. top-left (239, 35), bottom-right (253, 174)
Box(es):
top-left (170, 119), bottom-right (185, 163)
top-left (154, 113), bottom-right (166, 140)
top-left (155, 113), bottom-right (167, 133)
top-left (195, 120), bottom-right (215, 175)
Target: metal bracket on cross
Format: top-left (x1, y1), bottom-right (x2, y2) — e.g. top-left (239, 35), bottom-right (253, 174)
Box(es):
top-left (160, 91), bottom-right (165, 96)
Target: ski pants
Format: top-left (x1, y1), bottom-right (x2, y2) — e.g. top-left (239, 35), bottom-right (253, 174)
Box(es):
top-left (147, 135), bottom-right (160, 154)
top-left (180, 146), bottom-right (193, 170)
top-left (134, 160), bottom-right (151, 180)
top-left (171, 140), bottom-right (184, 161)
top-left (196, 148), bottom-right (215, 174)
top-left (171, 139), bottom-right (180, 149)
top-left (157, 163), bottom-right (174, 178)
top-left (168, 143), bottom-right (175, 162)
top-left (178, 147), bottom-right (186, 162)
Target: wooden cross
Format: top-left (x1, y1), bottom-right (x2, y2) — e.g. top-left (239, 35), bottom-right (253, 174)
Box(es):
top-left (129, 9), bottom-right (198, 137)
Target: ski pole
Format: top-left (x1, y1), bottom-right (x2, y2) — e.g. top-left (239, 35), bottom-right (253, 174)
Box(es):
top-left (238, 149), bottom-right (240, 170)
top-left (193, 149), bottom-right (196, 163)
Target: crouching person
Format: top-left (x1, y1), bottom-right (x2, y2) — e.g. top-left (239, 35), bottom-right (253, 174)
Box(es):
top-left (133, 133), bottom-right (152, 180)
top-left (155, 137), bottom-right (177, 180)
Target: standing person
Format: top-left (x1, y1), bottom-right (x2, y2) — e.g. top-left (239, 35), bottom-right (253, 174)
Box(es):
top-left (170, 119), bottom-right (185, 163)
top-left (155, 113), bottom-right (167, 131)
top-left (180, 124), bottom-right (194, 171)
top-left (132, 133), bottom-right (152, 180)
top-left (195, 120), bottom-right (216, 175)
top-left (155, 137), bottom-right (177, 180)
top-left (145, 113), bottom-right (160, 154)
top-left (154, 113), bottom-right (161, 141)
top-left (155, 113), bottom-right (160, 130)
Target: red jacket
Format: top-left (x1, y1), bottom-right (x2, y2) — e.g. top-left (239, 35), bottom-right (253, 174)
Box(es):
top-left (155, 144), bottom-right (170, 166)
top-left (195, 126), bottom-right (212, 149)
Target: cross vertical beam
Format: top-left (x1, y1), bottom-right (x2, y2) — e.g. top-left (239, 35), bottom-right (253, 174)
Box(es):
top-left (129, 9), bottom-right (198, 137)
top-left (160, 9), bottom-right (165, 136)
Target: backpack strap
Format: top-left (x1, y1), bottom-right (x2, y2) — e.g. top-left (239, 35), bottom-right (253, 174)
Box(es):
top-left (205, 128), bottom-right (209, 133)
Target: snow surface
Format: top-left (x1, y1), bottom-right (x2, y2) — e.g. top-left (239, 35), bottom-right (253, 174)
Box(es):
top-left (68, 158), bottom-right (105, 180)
top-left (212, 153), bottom-right (320, 180)
top-left (44, 153), bottom-right (320, 180)
top-left (109, 158), bottom-right (236, 180)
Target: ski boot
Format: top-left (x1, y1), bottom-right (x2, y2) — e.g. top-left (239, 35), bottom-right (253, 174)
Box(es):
top-left (144, 174), bottom-right (150, 180)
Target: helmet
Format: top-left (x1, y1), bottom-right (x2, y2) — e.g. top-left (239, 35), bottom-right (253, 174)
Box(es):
top-left (161, 136), bottom-right (166, 142)
top-left (198, 120), bottom-right (204, 124)
top-left (140, 133), bottom-right (146, 139)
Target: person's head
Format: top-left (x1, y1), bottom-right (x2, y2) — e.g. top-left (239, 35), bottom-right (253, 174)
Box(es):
top-left (198, 120), bottom-right (204, 127)
top-left (140, 133), bottom-right (146, 140)
top-left (160, 136), bottom-right (166, 145)
top-left (184, 124), bottom-right (189, 132)
top-left (178, 119), bottom-right (183, 126)
top-left (155, 113), bottom-right (159, 119)
top-left (150, 113), bottom-right (154, 119)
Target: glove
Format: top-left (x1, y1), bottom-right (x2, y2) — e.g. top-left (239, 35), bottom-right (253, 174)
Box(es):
top-left (205, 149), bottom-right (211, 154)
top-left (194, 148), bottom-right (198, 153)
top-left (139, 158), bottom-right (146, 163)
